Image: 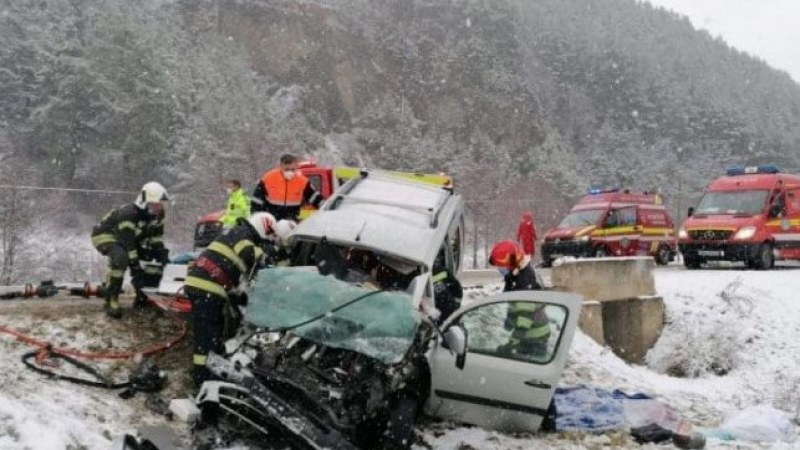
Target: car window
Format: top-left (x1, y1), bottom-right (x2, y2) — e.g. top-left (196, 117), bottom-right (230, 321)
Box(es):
top-left (606, 207), bottom-right (636, 227)
top-left (787, 189), bottom-right (800, 215)
top-left (456, 301), bottom-right (568, 364)
top-left (306, 174), bottom-right (322, 192)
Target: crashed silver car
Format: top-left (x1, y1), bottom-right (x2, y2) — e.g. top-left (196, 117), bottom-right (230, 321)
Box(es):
top-left (195, 174), bottom-right (582, 449)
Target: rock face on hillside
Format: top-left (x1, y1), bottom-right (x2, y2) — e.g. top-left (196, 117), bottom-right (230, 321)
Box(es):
top-left (2, 0), bottom-right (800, 272)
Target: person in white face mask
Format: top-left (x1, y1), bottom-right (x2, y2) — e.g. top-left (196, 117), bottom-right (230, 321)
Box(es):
top-left (251, 153), bottom-right (323, 221)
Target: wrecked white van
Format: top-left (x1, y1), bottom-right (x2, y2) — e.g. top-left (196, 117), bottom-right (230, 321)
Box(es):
top-left (194, 173), bottom-right (582, 450)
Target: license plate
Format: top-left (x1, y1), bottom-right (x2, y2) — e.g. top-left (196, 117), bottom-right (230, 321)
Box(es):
top-left (698, 250), bottom-right (724, 257)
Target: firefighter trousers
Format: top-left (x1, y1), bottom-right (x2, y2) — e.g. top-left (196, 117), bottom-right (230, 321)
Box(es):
top-left (95, 242), bottom-right (127, 300)
top-left (185, 285), bottom-right (226, 388)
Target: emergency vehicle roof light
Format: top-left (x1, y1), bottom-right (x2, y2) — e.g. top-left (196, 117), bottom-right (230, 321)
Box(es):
top-left (726, 164), bottom-right (780, 176)
top-left (588, 186), bottom-right (620, 195)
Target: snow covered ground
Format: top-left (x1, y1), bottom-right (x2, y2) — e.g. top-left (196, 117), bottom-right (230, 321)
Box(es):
top-left (1, 265), bottom-right (799, 449)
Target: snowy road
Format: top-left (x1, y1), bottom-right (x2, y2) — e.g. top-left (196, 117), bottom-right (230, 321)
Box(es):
top-left (1, 265), bottom-right (799, 449)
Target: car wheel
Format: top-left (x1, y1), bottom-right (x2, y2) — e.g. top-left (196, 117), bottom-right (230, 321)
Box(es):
top-left (541, 257), bottom-right (553, 268)
top-left (594, 247), bottom-right (607, 258)
top-left (755, 243), bottom-right (774, 270)
top-left (383, 397), bottom-right (418, 450)
top-left (655, 246), bottom-right (671, 266)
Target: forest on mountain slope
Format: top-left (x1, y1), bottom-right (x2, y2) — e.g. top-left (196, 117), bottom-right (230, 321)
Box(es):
top-left (2, 0), bottom-right (800, 279)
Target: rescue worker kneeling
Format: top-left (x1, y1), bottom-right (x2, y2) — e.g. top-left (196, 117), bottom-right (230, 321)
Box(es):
top-left (489, 240), bottom-right (549, 358)
top-left (184, 212), bottom-right (277, 388)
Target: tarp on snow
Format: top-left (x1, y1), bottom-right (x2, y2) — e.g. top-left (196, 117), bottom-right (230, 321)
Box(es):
top-left (246, 267), bottom-right (420, 364)
top-left (555, 385), bottom-right (680, 432)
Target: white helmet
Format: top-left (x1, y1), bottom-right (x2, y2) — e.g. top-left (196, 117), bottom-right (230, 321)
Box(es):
top-left (135, 182), bottom-right (169, 209)
top-left (273, 219), bottom-right (297, 246)
top-left (247, 212), bottom-right (276, 240)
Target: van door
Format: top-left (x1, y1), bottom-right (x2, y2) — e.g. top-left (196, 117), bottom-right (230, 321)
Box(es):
top-left (425, 291), bottom-right (582, 433)
top-left (773, 188), bottom-right (800, 258)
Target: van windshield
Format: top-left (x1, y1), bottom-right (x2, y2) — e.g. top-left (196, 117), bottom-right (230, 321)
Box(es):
top-left (557, 209), bottom-right (604, 228)
top-left (695, 190), bottom-right (769, 215)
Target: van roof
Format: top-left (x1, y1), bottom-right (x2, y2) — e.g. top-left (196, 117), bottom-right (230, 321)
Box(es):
top-left (292, 174), bottom-right (463, 269)
top-left (575, 191), bottom-right (665, 209)
top-left (708, 173), bottom-right (800, 191)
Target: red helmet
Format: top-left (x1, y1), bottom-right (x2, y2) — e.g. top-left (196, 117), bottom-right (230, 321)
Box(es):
top-left (489, 240), bottom-right (524, 269)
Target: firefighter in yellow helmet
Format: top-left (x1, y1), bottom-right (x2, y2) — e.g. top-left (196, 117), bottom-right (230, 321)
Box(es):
top-left (91, 182), bottom-right (169, 319)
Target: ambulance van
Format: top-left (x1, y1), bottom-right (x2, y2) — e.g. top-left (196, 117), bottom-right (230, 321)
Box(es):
top-left (678, 165), bottom-right (800, 270)
top-left (541, 189), bottom-right (677, 267)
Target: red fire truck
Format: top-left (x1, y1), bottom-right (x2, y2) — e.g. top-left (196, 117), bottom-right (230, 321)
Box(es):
top-left (678, 165), bottom-right (800, 270)
top-left (541, 189), bottom-right (677, 267)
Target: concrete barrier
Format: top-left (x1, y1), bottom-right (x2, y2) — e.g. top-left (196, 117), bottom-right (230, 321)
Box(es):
top-left (553, 257), bottom-right (664, 364)
top-left (550, 257), bottom-right (655, 301)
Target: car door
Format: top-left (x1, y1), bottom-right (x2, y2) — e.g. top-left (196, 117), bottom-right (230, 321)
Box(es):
top-left (425, 290), bottom-right (582, 433)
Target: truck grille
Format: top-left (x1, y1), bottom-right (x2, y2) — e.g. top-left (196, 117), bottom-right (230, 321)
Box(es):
top-left (688, 230), bottom-right (733, 241)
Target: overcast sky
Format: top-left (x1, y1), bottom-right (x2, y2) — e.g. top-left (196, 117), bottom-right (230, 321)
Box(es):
top-left (644, 0), bottom-right (800, 83)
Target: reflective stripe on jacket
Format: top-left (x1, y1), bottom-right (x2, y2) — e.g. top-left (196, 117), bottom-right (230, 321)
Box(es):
top-left (185, 223), bottom-right (264, 297)
top-left (508, 302), bottom-right (550, 341)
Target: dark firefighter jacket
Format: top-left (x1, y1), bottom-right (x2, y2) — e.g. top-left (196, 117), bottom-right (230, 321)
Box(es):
top-left (502, 263), bottom-right (549, 345)
top-left (184, 222), bottom-right (265, 298)
top-left (251, 168), bottom-right (322, 220)
top-left (91, 204), bottom-right (161, 265)
top-left (502, 263), bottom-right (542, 292)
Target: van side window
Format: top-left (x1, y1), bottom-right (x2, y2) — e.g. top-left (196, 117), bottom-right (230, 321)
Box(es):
top-left (787, 189), bottom-right (800, 215)
top-left (448, 218), bottom-right (463, 273)
top-left (606, 207), bottom-right (636, 227)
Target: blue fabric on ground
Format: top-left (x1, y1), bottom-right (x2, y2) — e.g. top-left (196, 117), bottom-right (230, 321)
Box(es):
top-left (555, 385), bottom-right (653, 432)
top-left (170, 251), bottom-right (200, 264)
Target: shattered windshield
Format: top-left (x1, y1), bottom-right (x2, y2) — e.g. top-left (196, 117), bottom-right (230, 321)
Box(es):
top-left (246, 267), bottom-right (420, 364)
top-left (695, 190), bottom-right (768, 215)
top-left (558, 209), bottom-right (604, 228)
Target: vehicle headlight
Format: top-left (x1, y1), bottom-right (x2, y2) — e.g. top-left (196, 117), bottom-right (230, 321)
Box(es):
top-left (678, 227), bottom-right (688, 239)
top-left (578, 235), bottom-right (590, 242)
top-left (733, 226), bottom-right (757, 240)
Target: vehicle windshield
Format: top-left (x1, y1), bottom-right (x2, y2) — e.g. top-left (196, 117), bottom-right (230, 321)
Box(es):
top-left (695, 190), bottom-right (769, 215)
top-left (557, 209), bottom-right (604, 228)
top-left (245, 267), bottom-right (420, 364)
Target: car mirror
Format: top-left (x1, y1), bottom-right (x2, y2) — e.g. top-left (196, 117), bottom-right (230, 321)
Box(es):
top-left (687, 206), bottom-right (695, 217)
top-left (769, 204), bottom-right (783, 218)
top-left (443, 326), bottom-right (467, 370)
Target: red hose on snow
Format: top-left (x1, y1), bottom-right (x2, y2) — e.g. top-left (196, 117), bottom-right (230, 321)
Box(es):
top-left (0, 313), bottom-right (187, 360)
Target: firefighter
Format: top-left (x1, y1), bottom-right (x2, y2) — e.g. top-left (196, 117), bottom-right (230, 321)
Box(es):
top-left (91, 182), bottom-right (170, 319)
top-left (184, 212), bottom-right (276, 388)
top-left (251, 154), bottom-right (323, 221)
top-left (132, 206), bottom-right (170, 308)
top-left (488, 240), bottom-right (549, 357)
top-left (432, 250), bottom-right (462, 323)
top-left (516, 211), bottom-right (537, 257)
top-left (219, 179), bottom-right (251, 229)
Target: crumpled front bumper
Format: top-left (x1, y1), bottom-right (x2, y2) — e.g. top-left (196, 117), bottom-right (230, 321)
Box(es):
top-left (199, 353), bottom-right (359, 450)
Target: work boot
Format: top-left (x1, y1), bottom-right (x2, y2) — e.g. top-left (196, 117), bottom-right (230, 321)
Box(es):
top-left (133, 289), bottom-right (149, 309)
top-left (105, 296), bottom-right (123, 319)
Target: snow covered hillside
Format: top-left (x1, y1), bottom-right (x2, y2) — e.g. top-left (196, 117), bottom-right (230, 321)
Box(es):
top-left (1, 267), bottom-right (799, 449)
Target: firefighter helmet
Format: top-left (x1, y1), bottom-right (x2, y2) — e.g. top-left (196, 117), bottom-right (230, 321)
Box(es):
top-left (135, 182), bottom-right (169, 209)
top-left (489, 240), bottom-right (524, 269)
top-left (247, 212), bottom-right (276, 240)
top-left (273, 219), bottom-right (297, 246)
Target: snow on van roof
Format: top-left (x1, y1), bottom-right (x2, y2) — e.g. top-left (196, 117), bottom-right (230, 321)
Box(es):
top-left (293, 175), bottom-right (462, 267)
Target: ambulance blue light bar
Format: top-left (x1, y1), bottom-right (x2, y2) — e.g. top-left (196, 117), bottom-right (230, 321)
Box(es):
top-left (588, 186), bottom-right (619, 195)
top-left (726, 165), bottom-right (780, 176)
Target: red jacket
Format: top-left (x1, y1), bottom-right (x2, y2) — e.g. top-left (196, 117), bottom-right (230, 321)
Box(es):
top-left (517, 217), bottom-right (537, 255)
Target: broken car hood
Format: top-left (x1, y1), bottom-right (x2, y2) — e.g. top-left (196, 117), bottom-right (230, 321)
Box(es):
top-left (246, 267), bottom-right (420, 364)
